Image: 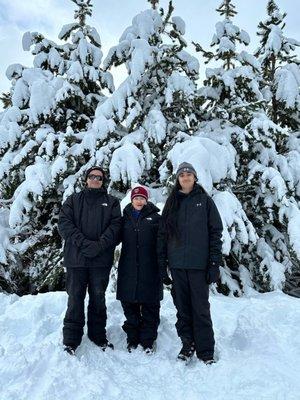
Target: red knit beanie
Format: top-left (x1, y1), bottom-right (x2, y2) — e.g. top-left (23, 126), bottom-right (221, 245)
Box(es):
top-left (131, 186), bottom-right (149, 201)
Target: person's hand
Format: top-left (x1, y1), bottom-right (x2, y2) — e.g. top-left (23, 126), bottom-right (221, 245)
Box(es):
top-left (206, 263), bottom-right (220, 284)
top-left (163, 275), bottom-right (173, 286)
top-left (81, 240), bottom-right (102, 258)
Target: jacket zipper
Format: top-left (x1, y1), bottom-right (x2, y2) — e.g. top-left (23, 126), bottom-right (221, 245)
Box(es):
top-left (184, 200), bottom-right (188, 267)
top-left (134, 216), bottom-right (141, 300)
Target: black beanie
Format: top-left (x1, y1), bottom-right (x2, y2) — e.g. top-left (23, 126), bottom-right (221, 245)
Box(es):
top-left (85, 166), bottom-right (105, 181)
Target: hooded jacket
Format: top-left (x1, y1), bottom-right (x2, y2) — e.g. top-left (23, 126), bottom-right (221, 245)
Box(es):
top-left (117, 202), bottom-right (163, 303)
top-left (58, 187), bottom-right (121, 268)
top-left (157, 184), bottom-right (223, 271)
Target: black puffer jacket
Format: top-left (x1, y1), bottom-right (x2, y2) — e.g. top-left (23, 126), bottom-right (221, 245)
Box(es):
top-left (58, 187), bottom-right (121, 268)
top-left (117, 202), bottom-right (163, 303)
top-left (157, 184), bottom-right (223, 271)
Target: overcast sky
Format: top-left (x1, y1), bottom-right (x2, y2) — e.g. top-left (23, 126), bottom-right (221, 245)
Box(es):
top-left (0, 0), bottom-right (299, 105)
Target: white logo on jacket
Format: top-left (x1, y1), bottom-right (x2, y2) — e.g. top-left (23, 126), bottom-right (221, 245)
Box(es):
top-left (101, 203), bottom-right (108, 206)
top-left (196, 203), bottom-right (202, 207)
top-left (146, 217), bottom-right (152, 220)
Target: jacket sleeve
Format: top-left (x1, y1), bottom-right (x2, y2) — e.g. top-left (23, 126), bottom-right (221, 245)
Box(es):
top-left (157, 216), bottom-right (169, 279)
top-left (116, 216), bottom-right (123, 246)
top-left (58, 195), bottom-right (102, 258)
top-left (57, 194), bottom-right (86, 247)
top-left (207, 196), bottom-right (223, 266)
top-left (98, 198), bottom-right (122, 251)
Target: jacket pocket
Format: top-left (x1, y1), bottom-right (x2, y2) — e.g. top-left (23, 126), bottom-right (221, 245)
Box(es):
top-left (64, 239), bottom-right (85, 267)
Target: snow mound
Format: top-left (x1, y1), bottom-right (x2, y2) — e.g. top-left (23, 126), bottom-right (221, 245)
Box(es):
top-left (0, 291), bottom-right (299, 400)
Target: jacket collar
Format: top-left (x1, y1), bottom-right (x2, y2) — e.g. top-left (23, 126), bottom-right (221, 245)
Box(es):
top-left (83, 187), bottom-right (107, 200)
top-left (124, 202), bottom-right (159, 219)
top-left (177, 183), bottom-right (204, 199)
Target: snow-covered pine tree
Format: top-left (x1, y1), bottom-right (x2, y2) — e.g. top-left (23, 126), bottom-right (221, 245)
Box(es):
top-left (177, 0), bottom-right (263, 295)
top-left (241, 113), bottom-right (300, 293)
top-left (255, 0), bottom-right (300, 131)
top-left (250, 0), bottom-right (300, 295)
top-left (88, 0), bottom-right (199, 192)
top-left (193, 0), bottom-right (263, 126)
top-left (190, 0), bottom-right (300, 294)
top-left (0, 0), bottom-right (114, 294)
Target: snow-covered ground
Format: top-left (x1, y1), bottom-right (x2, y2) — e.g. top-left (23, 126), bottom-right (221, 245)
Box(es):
top-left (0, 289), bottom-right (299, 400)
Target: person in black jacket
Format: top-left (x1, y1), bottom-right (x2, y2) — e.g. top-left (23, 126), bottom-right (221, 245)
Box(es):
top-left (58, 166), bottom-right (121, 355)
top-left (157, 162), bottom-right (223, 365)
top-left (117, 186), bottom-right (163, 354)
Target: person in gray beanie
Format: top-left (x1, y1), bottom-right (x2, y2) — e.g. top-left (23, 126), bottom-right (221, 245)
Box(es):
top-left (157, 161), bottom-right (223, 365)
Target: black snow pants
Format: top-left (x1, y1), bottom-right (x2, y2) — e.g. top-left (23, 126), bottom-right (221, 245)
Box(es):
top-left (63, 267), bottom-right (110, 349)
top-left (121, 302), bottom-right (160, 347)
top-left (170, 269), bottom-right (215, 359)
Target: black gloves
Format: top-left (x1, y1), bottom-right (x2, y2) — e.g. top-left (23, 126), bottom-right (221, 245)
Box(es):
top-left (206, 263), bottom-right (220, 284)
top-left (163, 275), bottom-right (173, 286)
top-left (160, 268), bottom-right (173, 286)
top-left (80, 239), bottom-right (103, 258)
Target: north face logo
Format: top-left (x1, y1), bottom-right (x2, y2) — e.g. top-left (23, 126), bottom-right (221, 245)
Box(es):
top-left (146, 217), bottom-right (153, 221)
top-left (101, 203), bottom-right (108, 206)
top-left (196, 203), bottom-right (202, 207)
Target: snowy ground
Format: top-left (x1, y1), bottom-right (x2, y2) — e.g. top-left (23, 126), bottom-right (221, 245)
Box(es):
top-left (0, 289), bottom-right (299, 400)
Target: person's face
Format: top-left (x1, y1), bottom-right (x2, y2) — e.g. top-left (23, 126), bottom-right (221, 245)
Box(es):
top-left (178, 172), bottom-right (195, 191)
top-left (132, 196), bottom-right (147, 210)
top-left (86, 169), bottom-right (104, 189)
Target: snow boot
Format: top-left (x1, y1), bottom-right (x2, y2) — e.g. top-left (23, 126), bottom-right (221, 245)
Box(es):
top-left (177, 341), bottom-right (195, 364)
top-left (97, 340), bottom-right (114, 351)
top-left (203, 359), bottom-right (216, 365)
top-left (199, 357), bottom-right (216, 365)
top-left (127, 341), bottom-right (139, 353)
top-left (64, 345), bottom-right (76, 356)
top-left (142, 341), bottom-right (156, 355)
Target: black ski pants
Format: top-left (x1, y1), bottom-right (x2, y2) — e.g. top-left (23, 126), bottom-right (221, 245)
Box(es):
top-left (170, 269), bottom-right (215, 359)
top-left (63, 267), bottom-right (110, 349)
top-left (121, 301), bottom-right (160, 348)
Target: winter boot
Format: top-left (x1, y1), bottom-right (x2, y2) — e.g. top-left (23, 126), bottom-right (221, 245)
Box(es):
top-left (127, 340), bottom-right (139, 353)
top-left (198, 356), bottom-right (216, 365)
top-left (142, 341), bottom-right (156, 355)
top-left (97, 340), bottom-right (114, 351)
top-left (64, 345), bottom-right (76, 356)
top-left (203, 359), bottom-right (216, 365)
top-left (177, 341), bottom-right (195, 364)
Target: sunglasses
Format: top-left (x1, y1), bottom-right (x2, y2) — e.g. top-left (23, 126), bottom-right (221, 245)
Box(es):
top-left (88, 174), bottom-right (103, 181)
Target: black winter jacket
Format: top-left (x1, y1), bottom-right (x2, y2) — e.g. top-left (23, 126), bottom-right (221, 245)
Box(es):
top-left (58, 187), bottom-right (121, 268)
top-left (117, 202), bottom-right (163, 303)
top-left (157, 184), bottom-right (223, 271)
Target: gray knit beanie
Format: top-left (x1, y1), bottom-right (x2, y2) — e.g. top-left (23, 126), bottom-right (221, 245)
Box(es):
top-left (176, 162), bottom-right (198, 180)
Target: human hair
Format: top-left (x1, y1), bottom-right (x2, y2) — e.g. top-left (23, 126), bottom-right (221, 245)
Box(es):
top-left (162, 179), bottom-right (182, 241)
top-left (162, 178), bottom-right (206, 240)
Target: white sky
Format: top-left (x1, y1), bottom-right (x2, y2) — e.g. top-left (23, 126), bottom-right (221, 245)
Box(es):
top-left (0, 0), bottom-right (299, 106)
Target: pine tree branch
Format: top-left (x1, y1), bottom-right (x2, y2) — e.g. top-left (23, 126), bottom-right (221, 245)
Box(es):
top-left (192, 41), bottom-right (215, 63)
top-left (162, 1), bottom-right (174, 30)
